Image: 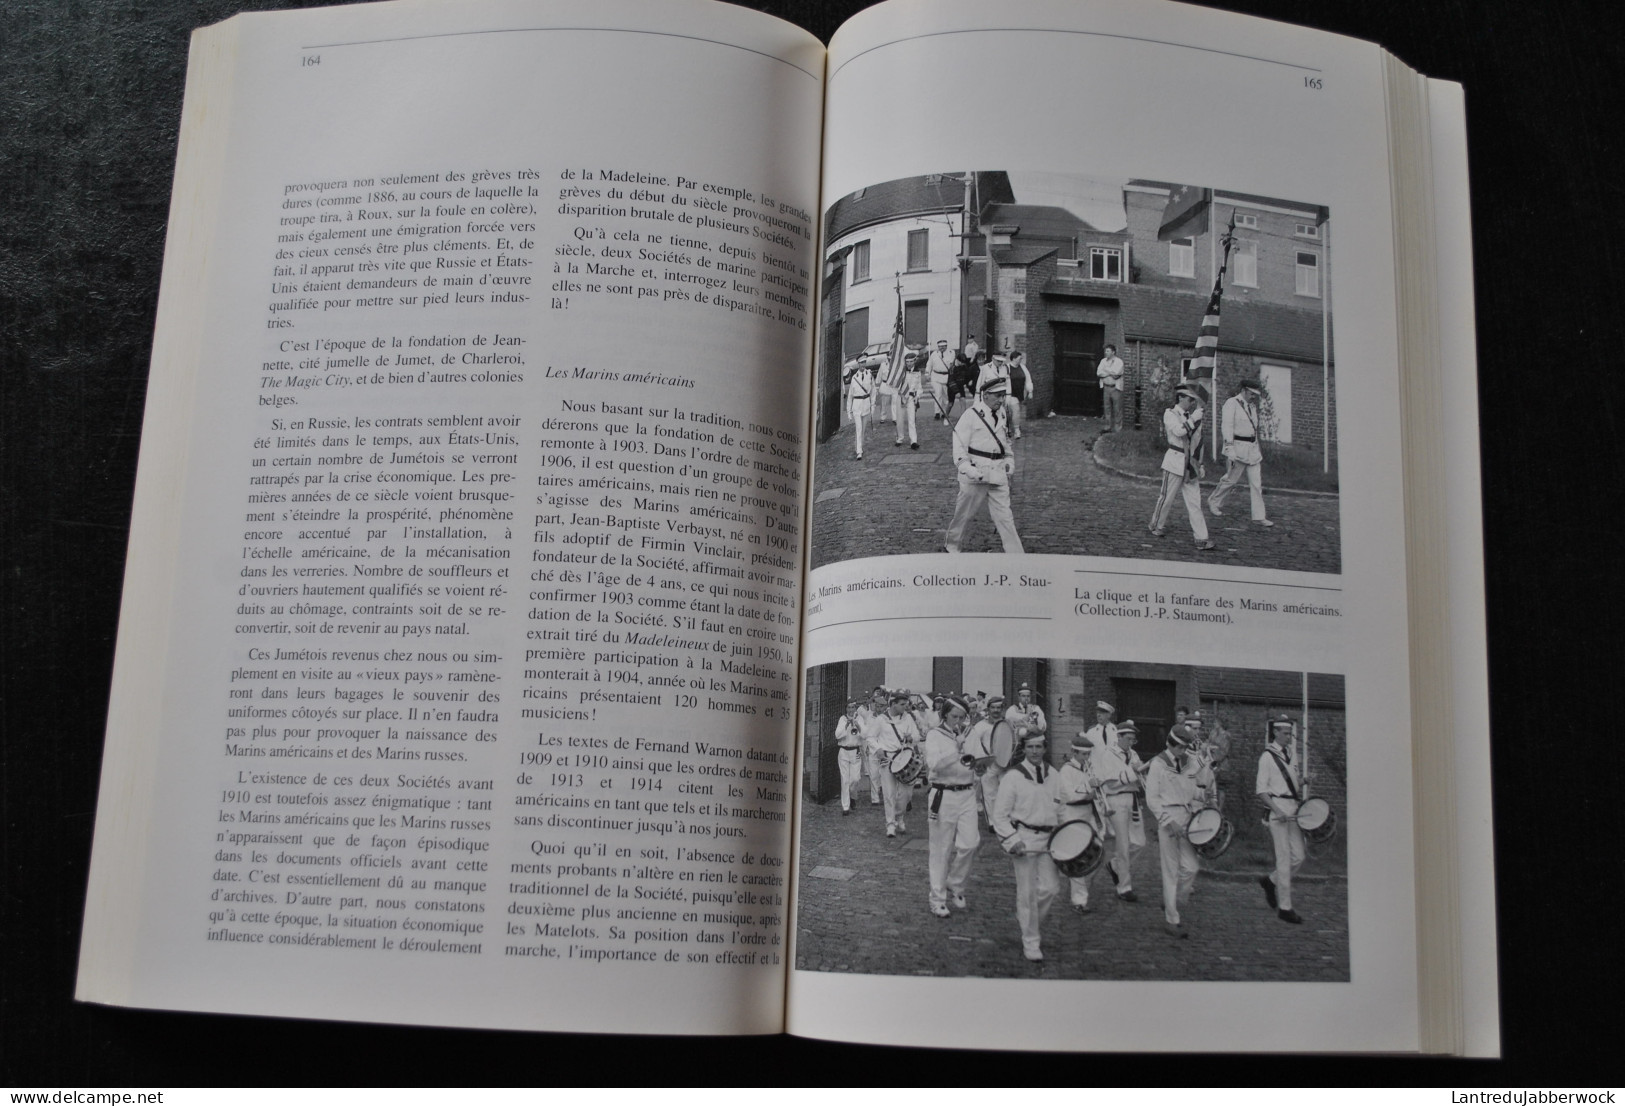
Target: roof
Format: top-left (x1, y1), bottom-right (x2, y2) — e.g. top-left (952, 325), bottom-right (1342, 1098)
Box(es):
top-left (825, 172), bottom-right (1014, 243)
top-left (1040, 281), bottom-right (1333, 363)
top-left (1125, 179), bottom-right (1327, 221)
top-left (991, 244), bottom-right (1060, 266)
top-left (980, 203), bottom-right (1105, 240)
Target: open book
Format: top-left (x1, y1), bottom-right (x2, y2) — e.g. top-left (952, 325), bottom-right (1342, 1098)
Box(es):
top-left (76, 0), bottom-right (1496, 1055)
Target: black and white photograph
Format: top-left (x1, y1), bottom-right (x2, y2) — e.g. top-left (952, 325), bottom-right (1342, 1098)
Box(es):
top-left (796, 656), bottom-right (1348, 980)
top-left (811, 173), bottom-right (1340, 573)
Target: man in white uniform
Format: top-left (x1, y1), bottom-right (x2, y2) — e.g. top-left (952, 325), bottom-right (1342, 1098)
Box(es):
top-left (844, 359), bottom-right (877, 460)
top-left (1077, 699), bottom-right (1117, 751)
top-left (1144, 721), bottom-right (1213, 937)
top-left (925, 339), bottom-right (953, 421)
top-left (1150, 383), bottom-right (1215, 551)
top-left (1096, 344), bottom-right (1126, 432)
top-left (1256, 713), bottom-right (1307, 924)
top-left (924, 695), bottom-right (979, 916)
top-left (1004, 682), bottom-right (1046, 741)
top-left (991, 732), bottom-right (1064, 961)
top-left (894, 349), bottom-right (923, 450)
top-left (1208, 378), bottom-right (1274, 526)
top-left (856, 689), bottom-right (884, 807)
top-left (963, 693), bottom-right (1006, 823)
top-left (1091, 717), bottom-right (1146, 902)
top-left (833, 699), bottom-right (865, 814)
top-left (866, 692), bottom-right (922, 837)
top-left (945, 375), bottom-right (1024, 553)
top-left (1057, 735), bottom-right (1104, 913)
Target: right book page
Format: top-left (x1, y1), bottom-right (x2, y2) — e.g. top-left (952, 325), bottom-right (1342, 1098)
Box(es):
top-left (787, 0), bottom-right (1477, 1053)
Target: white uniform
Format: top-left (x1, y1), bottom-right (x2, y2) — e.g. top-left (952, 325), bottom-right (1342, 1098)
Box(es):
top-left (926, 348), bottom-right (953, 416)
top-left (1151, 403), bottom-right (1210, 542)
top-left (1090, 737), bottom-right (1144, 893)
top-left (924, 725), bottom-right (979, 911)
top-left (1144, 746), bottom-right (1213, 925)
top-left (1209, 392), bottom-right (1267, 521)
top-left (991, 759), bottom-right (1064, 959)
top-left (866, 711), bottom-right (922, 833)
top-left (1056, 758), bottom-right (1102, 907)
top-left (855, 705), bottom-right (882, 805)
top-left (1004, 701), bottom-right (1047, 739)
top-left (896, 362), bottom-right (922, 445)
top-left (834, 713), bottom-right (864, 812)
top-left (1256, 742), bottom-right (1308, 912)
top-left (962, 717), bottom-right (1002, 818)
top-left (845, 364), bottom-right (875, 456)
top-left (946, 399), bottom-right (1023, 553)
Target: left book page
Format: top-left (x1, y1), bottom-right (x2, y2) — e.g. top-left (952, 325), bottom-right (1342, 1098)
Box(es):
top-left (77, 0), bottom-right (823, 1035)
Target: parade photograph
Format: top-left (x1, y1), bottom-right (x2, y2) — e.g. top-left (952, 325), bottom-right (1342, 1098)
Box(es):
top-left (810, 172), bottom-right (1341, 573)
top-left (795, 656), bottom-right (1348, 980)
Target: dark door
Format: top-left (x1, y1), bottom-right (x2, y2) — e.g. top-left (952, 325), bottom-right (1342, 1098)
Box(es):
top-left (843, 307), bottom-right (870, 358)
top-left (1113, 677), bottom-right (1176, 757)
top-left (932, 656), bottom-right (964, 697)
top-left (903, 300), bottom-right (929, 348)
top-left (804, 661), bottom-right (849, 803)
top-left (1053, 322), bottom-right (1105, 416)
top-left (816, 263), bottom-right (845, 443)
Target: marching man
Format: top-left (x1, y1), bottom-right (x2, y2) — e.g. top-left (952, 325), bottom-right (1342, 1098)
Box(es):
top-left (1058, 735), bottom-right (1105, 913)
top-left (1256, 713), bottom-right (1308, 924)
top-left (1091, 717), bottom-right (1147, 903)
top-left (866, 692), bottom-right (922, 838)
top-left (833, 699), bottom-right (865, 815)
top-left (926, 339), bottom-right (954, 420)
top-left (991, 732), bottom-right (1064, 962)
top-left (945, 374), bottom-right (1024, 554)
top-left (844, 357), bottom-right (876, 460)
top-left (895, 349), bottom-right (923, 450)
top-left (1144, 720), bottom-right (1214, 937)
top-left (1005, 682), bottom-right (1047, 741)
top-left (1150, 382), bottom-right (1216, 551)
top-left (963, 693), bottom-right (1006, 823)
top-left (1209, 377), bottom-right (1274, 527)
top-left (924, 695), bottom-right (980, 917)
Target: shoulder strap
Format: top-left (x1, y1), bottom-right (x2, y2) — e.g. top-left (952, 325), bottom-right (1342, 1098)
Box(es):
top-left (1267, 748), bottom-right (1302, 802)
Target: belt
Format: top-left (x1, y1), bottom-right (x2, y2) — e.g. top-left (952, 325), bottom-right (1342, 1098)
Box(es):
top-left (1065, 798), bottom-right (1096, 805)
top-left (838, 745), bottom-right (861, 751)
top-left (966, 446), bottom-right (1006, 459)
top-left (1013, 820), bottom-right (1056, 832)
top-left (930, 782), bottom-right (974, 791)
top-left (1233, 434), bottom-right (1256, 442)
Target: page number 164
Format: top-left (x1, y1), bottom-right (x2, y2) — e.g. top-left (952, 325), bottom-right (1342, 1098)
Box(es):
top-left (302, 54), bottom-right (320, 67)
top-left (1303, 76), bottom-right (1322, 89)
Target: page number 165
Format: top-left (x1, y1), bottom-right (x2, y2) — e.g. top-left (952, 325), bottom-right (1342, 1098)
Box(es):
top-left (1303, 76), bottom-right (1322, 89)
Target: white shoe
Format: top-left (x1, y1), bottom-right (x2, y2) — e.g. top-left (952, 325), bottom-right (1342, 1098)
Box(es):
top-left (1257, 518), bottom-right (1275, 527)
top-left (1023, 946), bottom-right (1044, 962)
top-left (952, 894), bottom-right (967, 909)
top-left (930, 903), bottom-right (950, 918)
top-left (1208, 501), bottom-right (1222, 516)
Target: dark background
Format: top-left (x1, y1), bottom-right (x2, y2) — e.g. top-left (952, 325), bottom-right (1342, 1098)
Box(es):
top-left (3, 0), bottom-right (1618, 1086)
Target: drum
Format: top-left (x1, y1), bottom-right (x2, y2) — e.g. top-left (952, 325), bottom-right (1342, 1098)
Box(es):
top-left (989, 720), bottom-right (1018, 769)
top-left (888, 747), bottom-right (924, 785)
top-left (1185, 806), bottom-right (1225, 846)
top-left (1048, 820), bottom-right (1104, 877)
top-left (1295, 796), bottom-right (1338, 844)
top-left (1193, 813), bottom-right (1235, 859)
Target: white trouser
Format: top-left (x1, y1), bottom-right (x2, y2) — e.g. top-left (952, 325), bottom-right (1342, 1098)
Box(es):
top-left (837, 748), bottom-right (863, 810)
top-left (879, 764), bottom-right (908, 830)
top-left (1151, 471), bottom-right (1208, 540)
top-left (1103, 793), bottom-right (1140, 893)
top-left (1007, 828), bottom-right (1059, 955)
top-left (927, 785), bottom-right (979, 907)
top-left (1267, 814), bottom-right (1307, 911)
top-left (896, 389), bottom-right (919, 443)
top-left (1061, 807), bottom-right (1099, 905)
top-left (1210, 458), bottom-right (1265, 520)
top-left (946, 477), bottom-right (1024, 553)
top-left (1156, 816), bottom-right (1201, 924)
top-left (865, 749), bottom-right (883, 802)
top-left (978, 767), bottom-right (1002, 818)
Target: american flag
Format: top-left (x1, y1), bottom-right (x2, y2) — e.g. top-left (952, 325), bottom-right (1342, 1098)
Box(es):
top-left (882, 277), bottom-right (908, 390)
top-left (1185, 216), bottom-right (1237, 399)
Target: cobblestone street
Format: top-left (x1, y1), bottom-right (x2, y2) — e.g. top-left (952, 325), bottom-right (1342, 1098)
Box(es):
top-left (793, 775), bottom-right (1350, 982)
top-left (810, 412), bottom-right (1341, 574)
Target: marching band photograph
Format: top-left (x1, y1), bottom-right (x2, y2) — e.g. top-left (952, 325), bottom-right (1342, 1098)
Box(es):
top-left (810, 172), bottom-right (1341, 573)
top-left (794, 656), bottom-right (1348, 980)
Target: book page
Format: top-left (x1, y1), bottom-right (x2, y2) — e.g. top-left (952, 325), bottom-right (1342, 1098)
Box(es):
top-left (786, 0), bottom-right (1446, 1052)
top-left (77, 0), bottom-right (822, 1035)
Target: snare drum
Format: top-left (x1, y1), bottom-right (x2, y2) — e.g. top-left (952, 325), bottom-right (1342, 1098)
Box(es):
top-left (1048, 820), bottom-right (1104, 877)
top-left (888, 747), bottom-right (924, 785)
top-left (1193, 812), bottom-right (1235, 859)
top-left (989, 720), bottom-right (1017, 769)
top-left (1185, 806), bottom-right (1225, 846)
top-left (1294, 796), bottom-right (1337, 844)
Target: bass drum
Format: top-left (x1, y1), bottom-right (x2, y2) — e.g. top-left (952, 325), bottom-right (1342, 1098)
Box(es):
top-left (888, 747), bottom-right (924, 785)
top-left (1048, 820), bottom-right (1104, 877)
top-left (990, 720), bottom-right (1018, 769)
top-left (1190, 809), bottom-right (1235, 859)
top-left (1295, 796), bottom-right (1338, 845)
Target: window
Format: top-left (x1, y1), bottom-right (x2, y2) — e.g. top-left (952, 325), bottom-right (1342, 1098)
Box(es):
top-left (903, 300), bottom-right (929, 347)
top-left (1295, 222), bottom-right (1320, 239)
top-left (1234, 212), bottom-right (1258, 229)
top-left (1169, 237), bottom-right (1195, 278)
top-left (1088, 247), bottom-right (1123, 282)
top-left (906, 228), bottom-right (929, 271)
top-left (851, 240), bottom-right (870, 284)
top-left (1232, 241), bottom-right (1257, 287)
top-left (1295, 251), bottom-right (1320, 297)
